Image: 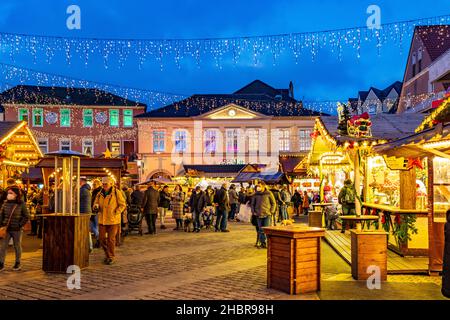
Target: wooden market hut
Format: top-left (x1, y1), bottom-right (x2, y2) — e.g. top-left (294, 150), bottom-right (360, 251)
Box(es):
top-left (373, 95), bottom-right (450, 273)
top-left (308, 114), bottom-right (431, 273)
top-left (0, 121), bottom-right (43, 186)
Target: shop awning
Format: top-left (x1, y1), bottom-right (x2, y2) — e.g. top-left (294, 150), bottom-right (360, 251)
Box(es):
top-left (182, 164), bottom-right (246, 178)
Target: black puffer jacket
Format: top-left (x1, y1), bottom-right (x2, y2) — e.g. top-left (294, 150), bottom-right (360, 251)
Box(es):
top-left (442, 221), bottom-right (450, 298)
top-left (0, 201), bottom-right (29, 231)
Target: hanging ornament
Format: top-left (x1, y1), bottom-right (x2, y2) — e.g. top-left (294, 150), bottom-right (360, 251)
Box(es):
top-left (45, 112), bottom-right (58, 124)
top-left (95, 111), bottom-right (108, 124)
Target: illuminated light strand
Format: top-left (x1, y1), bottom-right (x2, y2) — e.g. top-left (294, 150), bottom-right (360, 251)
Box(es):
top-left (422, 139), bottom-right (450, 149)
top-left (415, 95), bottom-right (450, 133)
top-left (1, 15), bottom-right (449, 68)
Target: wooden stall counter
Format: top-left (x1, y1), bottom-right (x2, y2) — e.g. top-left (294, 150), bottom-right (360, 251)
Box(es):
top-left (41, 213), bottom-right (90, 273)
top-left (351, 230), bottom-right (388, 281)
top-left (263, 225), bottom-right (325, 295)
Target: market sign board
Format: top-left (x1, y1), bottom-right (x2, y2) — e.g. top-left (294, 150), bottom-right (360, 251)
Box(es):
top-left (382, 155), bottom-right (409, 170)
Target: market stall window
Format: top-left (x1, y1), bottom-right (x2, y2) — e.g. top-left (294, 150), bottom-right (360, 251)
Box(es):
top-left (433, 157), bottom-right (450, 222)
top-left (367, 156), bottom-right (400, 207)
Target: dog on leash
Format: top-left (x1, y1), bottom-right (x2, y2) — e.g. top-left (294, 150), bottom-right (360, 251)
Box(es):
top-left (183, 213), bottom-right (194, 232)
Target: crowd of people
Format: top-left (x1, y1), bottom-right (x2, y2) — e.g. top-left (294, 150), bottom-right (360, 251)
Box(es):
top-left (0, 175), bottom-right (326, 269)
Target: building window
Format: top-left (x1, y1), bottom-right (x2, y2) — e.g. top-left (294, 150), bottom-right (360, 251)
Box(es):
top-left (38, 139), bottom-right (48, 154)
top-left (107, 141), bottom-right (121, 156)
top-left (60, 109), bottom-right (71, 127)
top-left (153, 131), bottom-right (165, 153)
top-left (226, 129), bottom-right (238, 154)
top-left (18, 108), bottom-right (29, 123)
top-left (174, 130), bottom-right (187, 153)
top-left (299, 129), bottom-right (312, 151)
top-left (109, 109), bottom-right (119, 127)
top-left (278, 129), bottom-right (290, 152)
top-left (32, 108), bottom-right (43, 127)
top-left (60, 139), bottom-right (71, 151)
top-left (204, 129), bottom-right (217, 153)
top-left (123, 110), bottom-right (133, 127)
top-left (368, 104), bottom-right (377, 115)
top-left (82, 139), bottom-right (94, 156)
top-left (83, 109), bottom-right (93, 127)
top-left (247, 129), bottom-right (259, 153)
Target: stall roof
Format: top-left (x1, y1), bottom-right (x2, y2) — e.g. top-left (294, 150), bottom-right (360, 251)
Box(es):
top-left (279, 154), bottom-right (307, 175)
top-left (320, 114), bottom-right (425, 143)
top-left (232, 171), bottom-right (291, 184)
top-left (373, 122), bottom-right (450, 158)
top-left (35, 157), bottom-right (127, 169)
top-left (182, 164), bottom-right (246, 178)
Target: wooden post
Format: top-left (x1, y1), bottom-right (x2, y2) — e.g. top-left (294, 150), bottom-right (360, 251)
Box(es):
top-left (354, 150), bottom-right (361, 217)
top-left (400, 168), bottom-right (416, 210)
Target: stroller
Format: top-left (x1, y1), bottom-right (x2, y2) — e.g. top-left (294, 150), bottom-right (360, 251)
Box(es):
top-left (201, 206), bottom-right (215, 230)
top-left (126, 204), bottom-right (144, 236)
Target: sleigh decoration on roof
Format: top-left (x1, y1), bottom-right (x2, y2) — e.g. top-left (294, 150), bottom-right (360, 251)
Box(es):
top-left (347, 112), bottom-right (372, 138)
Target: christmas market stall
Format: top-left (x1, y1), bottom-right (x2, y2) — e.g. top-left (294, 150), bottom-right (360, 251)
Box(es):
top-left (179, 164), bottom-right (247, 189)
top-left (308, 105), bottom-right (426, 265)
top-left (279, 154), bottom-right (320, 193)
top-left (0, 121), bottom-right (43, 186)
top-left (373, 94), bottom-right (450, 273)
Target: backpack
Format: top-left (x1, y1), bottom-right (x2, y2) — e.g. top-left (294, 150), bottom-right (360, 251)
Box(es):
top-left (343, 187), bottom-right (356, 204)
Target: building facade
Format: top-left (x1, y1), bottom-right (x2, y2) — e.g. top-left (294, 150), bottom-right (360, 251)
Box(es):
top-left (350, 81), bottom-right (402, 115)
top-left (397, 25), bottom-right (450, 113)
top-left (135, 80), bottom-right (323, 181)
top-left (0, 85), bottom-right (146, 158)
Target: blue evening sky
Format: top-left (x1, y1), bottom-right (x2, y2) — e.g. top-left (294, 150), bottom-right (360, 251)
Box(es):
top-left (0, 0), bottom-right (449, 111)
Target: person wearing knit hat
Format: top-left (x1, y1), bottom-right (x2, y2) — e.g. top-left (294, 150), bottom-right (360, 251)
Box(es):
top-left (93, 175), bottom-right (126, 265)
top-left (0, 186), bottom-right (30, 271)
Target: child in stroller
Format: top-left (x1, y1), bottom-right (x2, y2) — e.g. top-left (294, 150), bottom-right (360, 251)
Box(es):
top-left (127, 204), bottom-right (143, 236)
top-left (201, 206), bottom-right (215, 230)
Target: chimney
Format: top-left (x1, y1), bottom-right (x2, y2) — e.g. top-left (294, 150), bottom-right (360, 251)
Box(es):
top-left (289, 81), bottom-right (294, 99)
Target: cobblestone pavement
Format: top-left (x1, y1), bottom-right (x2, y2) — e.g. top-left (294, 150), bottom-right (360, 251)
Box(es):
top-left (0, 220), bottom-right (446, 300)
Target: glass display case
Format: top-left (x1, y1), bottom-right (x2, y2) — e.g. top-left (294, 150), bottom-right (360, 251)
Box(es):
top-left (433, 157), bottom-right (450, 222)
top-left (367, 156), bottom-right (400, 207)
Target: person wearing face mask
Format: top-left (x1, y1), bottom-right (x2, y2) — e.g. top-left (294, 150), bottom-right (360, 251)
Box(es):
top-left (250, 181), bottom-right (276, 249)
top-left (0, 186), bottom-right (30, 271)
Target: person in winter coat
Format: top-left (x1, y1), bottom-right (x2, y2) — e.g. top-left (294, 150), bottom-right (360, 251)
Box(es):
top-left (214, 183), bottom-right (230, 232)
top-left (0, 186), bottom-right (30, 271)
top-left (279, 186), bottom-right (291, 221)
top-left (90, 179), bottom-right (102, 247)
top-left (338, 179), bottom-right (356, 233)
top-left (228, 184), bottom-right (239, 221)
top-left (79, 177), bottom-right (93, 252)
top-left (158, 185), bottom-right (171, 230)
top-left (93, 177), bottom-right (126, 265)
top-left (171, 185), bottom-right (185, 230)
top-left (251, 181), bottom-right (276, 249)
top-left (189, 186), bottom-right (207, 232)
top-left (141, 181), bottom-right (160, 235)
top-left (442, 209), bottom-right (450, 298)
top-left (130, 185), bottom-right (144, 207)
top-left (291, 190), bottom-right (302, 216)
top-left (302, 191), bottom-right (310, 216)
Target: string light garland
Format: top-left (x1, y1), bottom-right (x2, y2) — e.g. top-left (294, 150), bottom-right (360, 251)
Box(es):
top-left (1, 15), bottom-right (449, 69)
top-left (415, 95), bottom-right (450, 132)
top-left (0, 62), bottom-right (187, 109)
top-left (0, 61), bottom-right (446, 116)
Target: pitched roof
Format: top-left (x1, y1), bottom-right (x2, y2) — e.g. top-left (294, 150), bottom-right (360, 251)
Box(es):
top-left (0, 85), bottom-right (146, 107)
top-left (0, 121), bottom-right (23, 138)
top-left (233, 80), bottom-right (294, 101)
top-left (358, 81), bottom-right (403, 104)
top-left (320, 113), bottom-right (425, 143)
top-left (416, 25), bottom-right (450, 62)
top-left (136, 94), bottom-right (323, 118)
